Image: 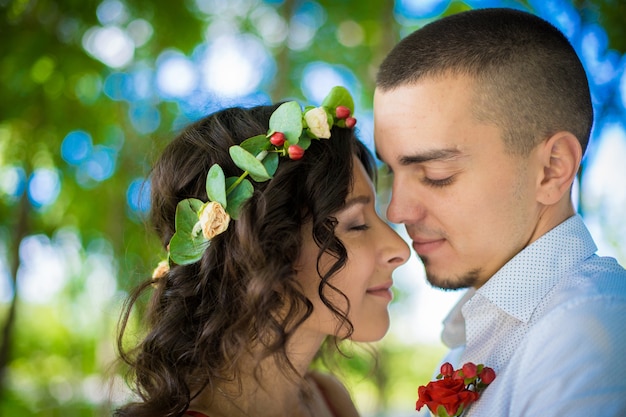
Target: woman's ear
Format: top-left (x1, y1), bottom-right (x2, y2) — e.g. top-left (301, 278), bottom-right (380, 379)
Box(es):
top-left (536, 131), bottom-right (582, 205)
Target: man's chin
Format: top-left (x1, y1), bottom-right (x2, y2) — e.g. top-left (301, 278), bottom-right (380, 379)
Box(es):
top-left (425, 268), bottom-right (481, 290)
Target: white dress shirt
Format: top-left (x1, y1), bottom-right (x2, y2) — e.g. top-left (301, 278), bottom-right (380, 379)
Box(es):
top-left (437, 215), bottom-right (626, 416)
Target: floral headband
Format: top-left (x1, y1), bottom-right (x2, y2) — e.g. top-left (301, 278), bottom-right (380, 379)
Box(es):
top-left (152, 86), bottom-right (357, 279)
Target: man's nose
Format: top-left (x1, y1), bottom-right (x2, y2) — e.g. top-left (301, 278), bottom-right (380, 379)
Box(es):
top-left (386, 182), bottom-right (425, 225)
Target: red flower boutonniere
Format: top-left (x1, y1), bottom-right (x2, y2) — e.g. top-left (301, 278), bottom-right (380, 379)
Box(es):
top-left (416, 362), bottom-right (496, 417)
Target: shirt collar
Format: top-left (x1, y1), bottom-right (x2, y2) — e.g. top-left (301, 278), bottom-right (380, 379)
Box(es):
top-left (441, 288), bottom-right (475, 348)
top-left (476, 214), bottom-right (597, 323)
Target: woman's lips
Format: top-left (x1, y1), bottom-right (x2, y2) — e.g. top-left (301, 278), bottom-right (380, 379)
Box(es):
top-left (366, 281), bottom-right (393, 301)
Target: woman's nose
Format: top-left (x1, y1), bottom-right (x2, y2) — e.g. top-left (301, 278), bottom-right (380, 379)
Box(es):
top-left (381, 222), bottom-right (410, 267)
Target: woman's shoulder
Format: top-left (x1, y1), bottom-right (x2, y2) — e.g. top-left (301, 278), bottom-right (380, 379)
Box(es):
top-left (307, 371), bottom-right (360, 417)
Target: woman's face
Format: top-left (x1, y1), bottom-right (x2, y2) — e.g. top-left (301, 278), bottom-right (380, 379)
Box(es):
top-left (295, 157), bottom-right (410, 342)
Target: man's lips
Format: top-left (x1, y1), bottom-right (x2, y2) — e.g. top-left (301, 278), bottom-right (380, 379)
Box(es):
top-left (366, 281), bottom-right (393, 301)
top-left (411, 238), bottom-right (445, 255)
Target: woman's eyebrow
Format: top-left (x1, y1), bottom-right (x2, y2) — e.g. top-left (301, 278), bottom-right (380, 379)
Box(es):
top-left (341, 195), bottom-right (370, 210)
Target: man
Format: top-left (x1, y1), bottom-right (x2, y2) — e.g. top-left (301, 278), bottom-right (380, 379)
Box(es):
top-left (374, 8), bottom-right (626, 416)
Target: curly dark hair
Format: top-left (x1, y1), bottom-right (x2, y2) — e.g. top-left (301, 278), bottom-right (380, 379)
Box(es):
top-left (115, 103), bottom-right (375, 417)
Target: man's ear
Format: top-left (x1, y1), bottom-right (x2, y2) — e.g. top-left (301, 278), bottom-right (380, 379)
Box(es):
top-left (536, 131), bottom-right (582, 205)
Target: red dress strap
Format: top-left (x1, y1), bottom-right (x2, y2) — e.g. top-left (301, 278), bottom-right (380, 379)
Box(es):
top-left (185, 411), bottom-right (210, 417)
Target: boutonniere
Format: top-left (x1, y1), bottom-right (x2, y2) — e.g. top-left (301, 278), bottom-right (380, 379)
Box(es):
top-left (416, 362), bottom-right (496, 417)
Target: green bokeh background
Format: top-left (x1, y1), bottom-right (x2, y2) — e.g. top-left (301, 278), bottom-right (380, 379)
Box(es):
top-left (1, 0), bottom-right (625, 416)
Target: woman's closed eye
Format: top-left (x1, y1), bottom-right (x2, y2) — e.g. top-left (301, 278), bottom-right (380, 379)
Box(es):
top-left (336, 194), bottom-right (373, 233)
top-left (349, 224), bottom-right (370, 232)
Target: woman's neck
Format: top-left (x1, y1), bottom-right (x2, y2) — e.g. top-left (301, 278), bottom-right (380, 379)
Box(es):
top-left (190, 330), bottom-right (326, 417)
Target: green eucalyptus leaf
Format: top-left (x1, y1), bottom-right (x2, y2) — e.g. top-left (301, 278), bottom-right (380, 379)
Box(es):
top-left (240, 134), bottom-right (270, 156)
top-left (206, 164), bottom-right (227, 208)
top-left (262, 151), bottom-right (279, 176)
top-left (298, 135), bottom-right (312, 150)
top-left (169, 198), bottom-right (208, 265)
top-left (321, 86), bottom-right (354, 114)
top-left (229, 145), bottom-right (271, 182)
top-left (269, 101), bottom-right (303, 145)
top-left (174, 198), bottom-right (204, 233)
top-left (225, 177), bottom-right (254, 219)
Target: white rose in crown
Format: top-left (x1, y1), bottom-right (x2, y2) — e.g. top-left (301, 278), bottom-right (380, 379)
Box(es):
top-left (198, 201), bottom-right (230, 240)
top-left (304, 107), bottom-right (331, 139)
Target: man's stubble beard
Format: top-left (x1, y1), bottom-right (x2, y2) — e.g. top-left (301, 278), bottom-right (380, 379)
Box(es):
top-left (420, 255), bottom-right (482, 290)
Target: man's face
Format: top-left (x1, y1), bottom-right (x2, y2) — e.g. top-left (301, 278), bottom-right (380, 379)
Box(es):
top-left (374, 75), bottom-right (543, 289)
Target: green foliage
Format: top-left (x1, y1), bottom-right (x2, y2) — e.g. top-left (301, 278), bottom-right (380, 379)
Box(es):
top-left (224, 177), bottom-right (254, 220)
top-left (229, 145), bottom-right (272, 181)
top-left (240, 134), bottom-right (271, 158)
top-left (169, 198), bottom-right (208, 265)
top-left (574, 0), bottom-right (626, 52)
top-left (313, 341), bottom-right (448, 414)
top-left (269, 101), bottom-right (304, 144)
top-left (1, 0), bottom-right (625, 416)
top-left (206, 165), bottom-right (227, 208)
top-left (321, 82), bottom-right (356, 113)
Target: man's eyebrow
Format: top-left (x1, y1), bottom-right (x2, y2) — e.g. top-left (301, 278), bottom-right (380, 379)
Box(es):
top-left (398, 149), bottom-right (463, 165)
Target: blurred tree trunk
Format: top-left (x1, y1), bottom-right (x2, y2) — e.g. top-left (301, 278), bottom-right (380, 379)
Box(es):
top-left (0, 187), bottom-right (31, 402)
top-left (372, 0), bottom-right (400, 82)
top-left (272, 0), bottom-right (296, 101)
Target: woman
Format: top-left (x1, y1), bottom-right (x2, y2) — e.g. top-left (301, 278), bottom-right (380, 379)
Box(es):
top-left (115, 87), bottom-right (409, 417)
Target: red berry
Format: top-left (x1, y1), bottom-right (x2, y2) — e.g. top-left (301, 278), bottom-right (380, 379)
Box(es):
top-left (440, 362), bottom-right (454, 378)
top-left (335, 105), bottom-right (351, 119)
top-left (462, 362), bottom-right (478, 379)
top-left (479, 367), bottom-right (496, 384)
top-left (345, 116), bottom-right (356, 128)
top-left (270, 132), bottom-right (285, 146)
top-left (288, 144), bottom-right (304, 160)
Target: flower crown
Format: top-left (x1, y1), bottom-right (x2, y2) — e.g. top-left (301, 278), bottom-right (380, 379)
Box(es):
top-left (155, 86), bottom-right (357, 273)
